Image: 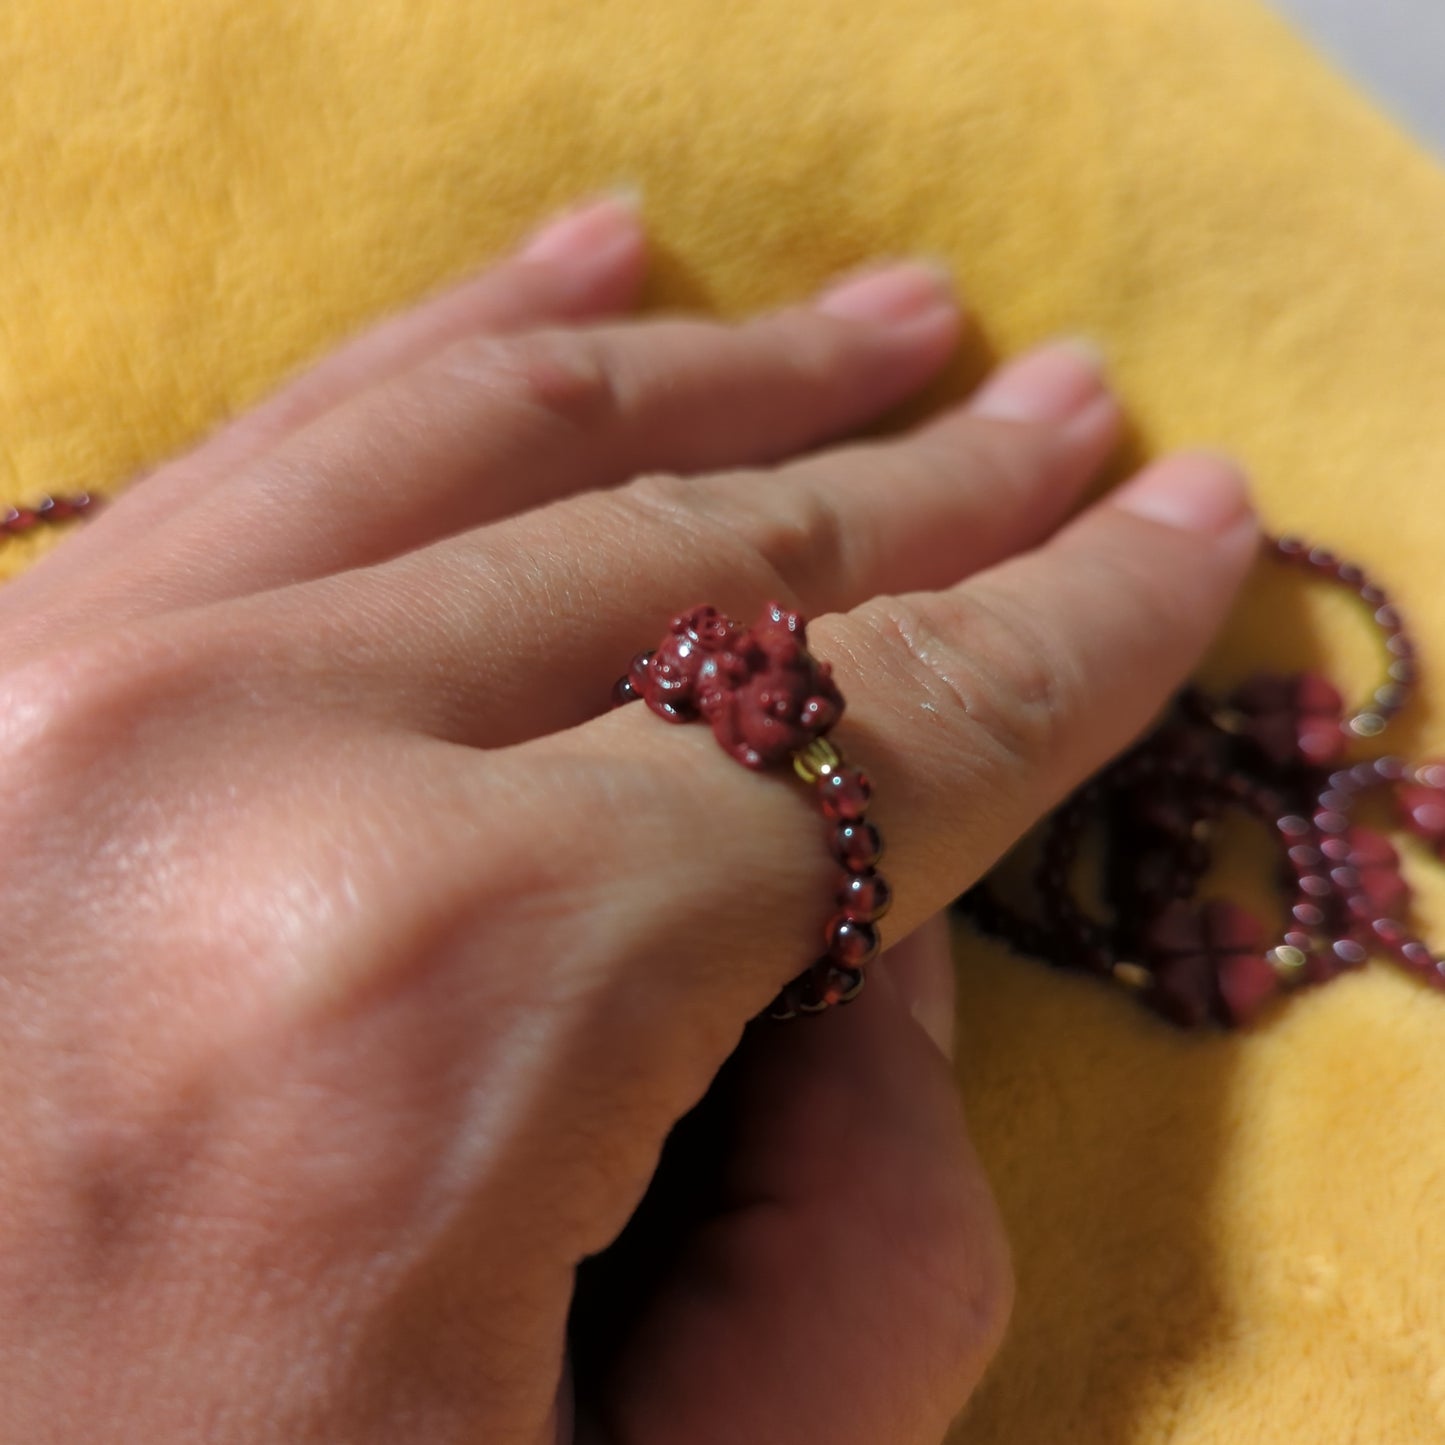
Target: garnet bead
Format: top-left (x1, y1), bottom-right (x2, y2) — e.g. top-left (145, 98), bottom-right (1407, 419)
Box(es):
top-left (837, 871), bottom-right (892, 922)
top-left (832, 821), bottom-right (882, 872)
top-left (817, 766), bottom-right (872, 821)
top-left (827, 917), bottom-right (881, 968)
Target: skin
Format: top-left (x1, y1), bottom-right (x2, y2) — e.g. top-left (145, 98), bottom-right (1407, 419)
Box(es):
top-left (0, 194), bottom-right (1259, 1443)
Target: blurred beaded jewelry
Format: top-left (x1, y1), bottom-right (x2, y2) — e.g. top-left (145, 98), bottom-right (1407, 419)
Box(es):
top-left (959, 536), bottom-right (1445, 1028)
top-left (614, 602), bottom-right (888, 1020)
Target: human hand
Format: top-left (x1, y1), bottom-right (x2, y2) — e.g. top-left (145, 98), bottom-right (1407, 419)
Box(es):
top-left (0, 195), bottom-right (1257, 1443)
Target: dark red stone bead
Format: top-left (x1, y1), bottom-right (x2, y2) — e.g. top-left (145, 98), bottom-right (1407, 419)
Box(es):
top-left (1332, 938), bottom-right (1368, 968)
top-left (1400, 940), bottom-right (1435, 974)
top-left (1320, 836), bottom-right (1353, 862)
top-left (1345, 893), bottom-right (1376, 923)
top-left (827, 917), bottom-right (880, 968)
top-left (1287, 844), bottom-right (1323, 870)
top-left (1299, 874), bottom-right (1332, 898)
top-left (1313, 809), bottom-right (1348, 836)
top-left (837, 871), bottom-right (892, 922)
top-left (1275, 535), bottom-right (1308, 559)
top-left (1400, 775), bottom-right (1445, 852)
top-left (1278, 814), bottom-right (1312, 839)
top-left (1307, 546), bottom-right (1337, 568)
top-left (814, 963), bottom-right (867, 1007)
top-left (1372, 917), bottom-right (1408, 949)
top-left (1292, 902), bottom-right (1325, 928)
top-left (1218, 951), bottom-right (1281, 1026)
top-left (818, 767), bottom-right (872, 821)
top-left (1345, 827), bottom-right (1410, 917)
top-left (832, 821), bottom-right (883, 872)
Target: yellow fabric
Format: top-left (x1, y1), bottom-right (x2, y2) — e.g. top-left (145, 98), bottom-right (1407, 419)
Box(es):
top-left (4, 0), bottom-right (1444, 1438)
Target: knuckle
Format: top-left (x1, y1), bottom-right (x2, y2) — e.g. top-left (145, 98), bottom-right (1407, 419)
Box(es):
top-left (614, 471), bottom-right (819, 601)
top-left (852, 592), bottom-right (1080, 771)
top-left (439, 330), bottom-right (627, 438)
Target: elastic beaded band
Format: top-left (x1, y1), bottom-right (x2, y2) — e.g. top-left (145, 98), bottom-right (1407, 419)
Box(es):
top-left (613, 602), bottom-right (888, 1020)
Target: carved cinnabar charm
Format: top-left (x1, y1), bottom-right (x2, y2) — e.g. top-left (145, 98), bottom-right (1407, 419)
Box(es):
top-left (699, 604), bottom-right (844, 769)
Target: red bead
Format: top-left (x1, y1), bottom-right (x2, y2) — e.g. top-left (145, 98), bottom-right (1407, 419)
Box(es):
top-left (837, 871), bottom-right (891, 922)
top-left (1320, 837), bottom-right (1352, 862)
top-left (818, 767), bottom-right (871, 821)
top-left (1372, 917), bottom-right (1408, 949)
top-left (1313, 809), bottom-right (1349, 836)
top-left (1292, 902), bottom-right (1325, 928)
top-left (1299, 874), bottom-right (1332, 898)
top-left (1277, 814), bottom-right (1312, 839)
top-left (1332, 938), bottom-right (1368, 968)
top-left (1287, 844), bottom-right (1323, 870)
top-left (832, 821), bottom-right (882, 872)
top-left (1400, 940), bottom-right (1435, 973)
top-left (1218, 951), bottom-right (1281, 1026)
top-left (826, 964), bottom-right (867, 1004)
top-left (1345, 826), bottom-right (1410, 916)
top-left (827, 917), bottom-right (880, 968)
top-left (1400, 780), bottom-right (1445, 850)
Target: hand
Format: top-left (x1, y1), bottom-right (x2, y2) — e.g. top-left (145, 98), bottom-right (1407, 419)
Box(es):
top-left (0, 195), bottom-right (1257, 1443)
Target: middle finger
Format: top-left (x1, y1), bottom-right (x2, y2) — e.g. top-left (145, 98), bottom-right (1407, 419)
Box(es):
top-left (242, 338), bottom-right (1121, 748)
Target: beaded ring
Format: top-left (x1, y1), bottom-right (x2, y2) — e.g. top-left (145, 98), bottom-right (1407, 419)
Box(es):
top-left (959, 535), bottom-right (1445, 1028)
top-left (613, 602), bottom-right (889, 1019)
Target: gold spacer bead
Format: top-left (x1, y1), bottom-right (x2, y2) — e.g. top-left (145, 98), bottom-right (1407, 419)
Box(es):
top-left (1349, 712), bottom-right (1387, 738)
top-left (1113, 961), bottom-right (1152, 991)
top-left (793, 737), bottom-right (842, 784)
top-left (1267, 944), bottom-right (1308, 974)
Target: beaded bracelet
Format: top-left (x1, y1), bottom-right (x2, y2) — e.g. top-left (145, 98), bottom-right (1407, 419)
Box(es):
top-left (959, 535), bottom-right (1445, 1028)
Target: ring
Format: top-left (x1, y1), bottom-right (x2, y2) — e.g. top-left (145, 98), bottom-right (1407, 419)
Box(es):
top-left (613, 602), bottom-right (891, 1019)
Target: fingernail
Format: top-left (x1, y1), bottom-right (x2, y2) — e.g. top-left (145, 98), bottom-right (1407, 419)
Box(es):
top-left (814, 261), bottom-right (958, 330)
top-left (519, 192), bottom-right (643, 267)
top-left (886, 916), bottom-right (958, 1060)
top-left (970, 337), bottom-right (1109, 424)
top-left (1113, 450), bottom-right (1254, 535)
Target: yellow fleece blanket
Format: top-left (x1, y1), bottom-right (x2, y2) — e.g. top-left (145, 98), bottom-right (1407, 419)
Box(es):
top-left (4, 1), bottom-right (1444, 1439)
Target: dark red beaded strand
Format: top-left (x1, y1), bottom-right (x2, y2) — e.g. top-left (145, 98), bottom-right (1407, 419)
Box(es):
top-left (771, 743), bottom-right (890, 1019)
top-left (0, 492), bottom-right (95, 537)
top-left (959, 534), bottom-right (1445, 1028)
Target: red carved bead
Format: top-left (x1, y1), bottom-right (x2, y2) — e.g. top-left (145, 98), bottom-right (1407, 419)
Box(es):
top-left (818, 767), bottom-right (872, 821)
top-left (837, 871), bottom-right (892, 922)
top-left (827, 917), bottom-right (880, 968)
top-left (832, 821), bottom-right (882, 872)
top-left (1345, 826), bottom-right (1410, 917)
top-left (1230, 672), bottom-right (1346, 767)
top-left (1218, 950), bottom-right (1282, 1027)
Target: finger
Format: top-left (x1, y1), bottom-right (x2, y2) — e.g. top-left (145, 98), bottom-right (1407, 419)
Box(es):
top-left (227, 338), bottom-right (1119, 748)
top-left (8, 261), bottom-right (965, 645)
top-left (2, 195), bottom-right (650, 632)
top-left (170, 193), bottom-right (655, 480)
top-left (571, 920), bottom-right (1011, 1445)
